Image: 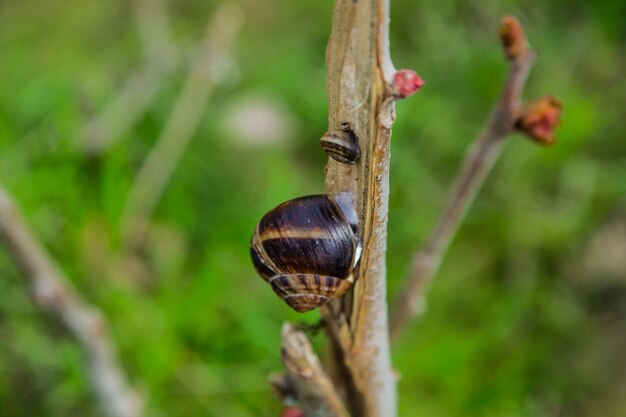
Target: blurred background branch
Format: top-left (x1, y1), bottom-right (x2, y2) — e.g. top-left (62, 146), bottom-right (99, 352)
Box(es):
top-left (81, 0), bottom-right (177, 155)
top-left (0, 185), bottom-right (143, 417)
top-left (120, 3), bottom-right (243, 251)
top-left (390, 16), bottom-right (563, 340)
top-left (134, 0), bottom-right (178, 65)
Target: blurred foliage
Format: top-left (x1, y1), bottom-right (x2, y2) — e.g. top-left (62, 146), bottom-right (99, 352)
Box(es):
top-left (0, 0), bottom-right (625, 416)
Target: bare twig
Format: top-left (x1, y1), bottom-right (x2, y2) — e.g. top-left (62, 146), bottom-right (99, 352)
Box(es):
top-left (0, 185), bottom-right (143, 417)
top-left (279, 324), bottom-right (350, 417)
top-left (120, 4), bottom-right (243, 249)
top-left (317, 1), bottom-right (402, 416)
top-left (134, 0), bottom-right (177, 65)
top-left (390, 17), bottom-right (538, 340)
top-left (82, 0), bottom-right (177, 155)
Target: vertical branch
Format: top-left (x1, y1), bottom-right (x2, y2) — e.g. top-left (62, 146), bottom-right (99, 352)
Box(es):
top-left (321, 1), bottom-right (400, 416)
top-left (0, 185), bottom-right (143, 417)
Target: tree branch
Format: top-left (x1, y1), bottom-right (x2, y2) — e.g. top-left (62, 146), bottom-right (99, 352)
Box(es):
top-left (390, 16), bottom-right (538, 340)
top-left (120, 4), bottom-right (243, 250)
top-left (278, 324), bottom-right (350, 417)
top-left (0, 184), bottom-right (143, 417)
top-left (134, 0), bottom-right (178, 66)
top-left (82, 0), bottom-right (177, 155)
top-left (318, 1), bottom-right (400, 416)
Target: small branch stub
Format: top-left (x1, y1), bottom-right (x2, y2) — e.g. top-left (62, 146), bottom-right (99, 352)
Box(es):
top-left (280, 323), bottom-right (350, 417)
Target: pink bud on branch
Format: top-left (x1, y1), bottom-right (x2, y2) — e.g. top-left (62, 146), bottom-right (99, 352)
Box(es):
top-left (499, 15), bottom-right (528, 61)
top-left (391, 69), bottom-right (425, 99)
top-left (516, 96), bottom-right (563, 145)
top-left (280, 406), bottom-right (306, 417)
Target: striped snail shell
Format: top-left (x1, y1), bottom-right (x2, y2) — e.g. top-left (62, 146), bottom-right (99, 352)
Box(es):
top-left (320, 128), bottom-right (360, 164)
top-left (250, 193), bottom-right (361, 312)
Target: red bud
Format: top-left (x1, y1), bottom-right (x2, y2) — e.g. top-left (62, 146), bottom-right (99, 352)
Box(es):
top-left (281, 406), bottom-right (306, 417)
top-left (499, 16), bottom-right (527, 61)
top-left (516, 96), bottom-right (563, 145)
top-left (391, 69), bottom-right (425, 99)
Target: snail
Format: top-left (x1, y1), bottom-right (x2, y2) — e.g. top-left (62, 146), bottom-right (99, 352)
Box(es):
top-left (320, 126), bottom-right (360, 164)
top-left (250, 193), bottom-right (361, 312)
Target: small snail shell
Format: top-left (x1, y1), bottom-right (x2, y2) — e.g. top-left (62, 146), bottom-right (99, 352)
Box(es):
top-left (320, 128), bottom-right (360, 164)
top-left (250, 193), bottom-right (361, 312)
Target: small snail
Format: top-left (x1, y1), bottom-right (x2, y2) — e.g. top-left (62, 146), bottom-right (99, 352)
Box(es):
top-left (320, 126), bottom-right (360, 164)
top-left (250, 193), bottom-right (361, 312)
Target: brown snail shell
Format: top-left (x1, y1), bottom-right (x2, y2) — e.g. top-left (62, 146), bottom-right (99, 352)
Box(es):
top-left (320, 128), bottom-right (360, 164)
top-left (250, 193), bottom-right (360, 312)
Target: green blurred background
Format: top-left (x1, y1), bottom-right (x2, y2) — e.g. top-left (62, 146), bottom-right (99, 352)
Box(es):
top-left (1, 0), bottom-right (625, 416)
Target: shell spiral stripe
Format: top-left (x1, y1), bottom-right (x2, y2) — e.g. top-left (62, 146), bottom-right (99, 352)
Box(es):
top-left (269, 274), bottom-right (352, 312)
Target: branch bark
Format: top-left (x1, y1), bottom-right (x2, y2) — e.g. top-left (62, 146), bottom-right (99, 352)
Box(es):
top-left (0, 185), bottom-right (143, 417)
top-left (319, 1), bottom-right (399, 416)
top-left (390, 20), bottom-right (538, 340)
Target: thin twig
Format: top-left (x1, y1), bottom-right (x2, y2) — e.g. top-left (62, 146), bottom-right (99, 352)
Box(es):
top-left (0, 185), bottom-right (143, 417)
top-left (82, 0), bottom-right (177, 155)
top-left (389, 20), bottom-right (538, 340)
top-left (134, 0), bottom-right (177, 65)
top-left (279, 323), bottom-right (350, 417)
top-left (120, 4), bottom-right (243, 249)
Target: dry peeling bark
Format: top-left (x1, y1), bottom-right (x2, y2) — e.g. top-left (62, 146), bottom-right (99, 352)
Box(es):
top-left (279, 1), bottom-right (400, 415)
top-left (278, 1), bottom-right (426, 415)
top-left (280, 324), bottom-right (350, 417)
top-left (320, 1), bottom-right (398, 416)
